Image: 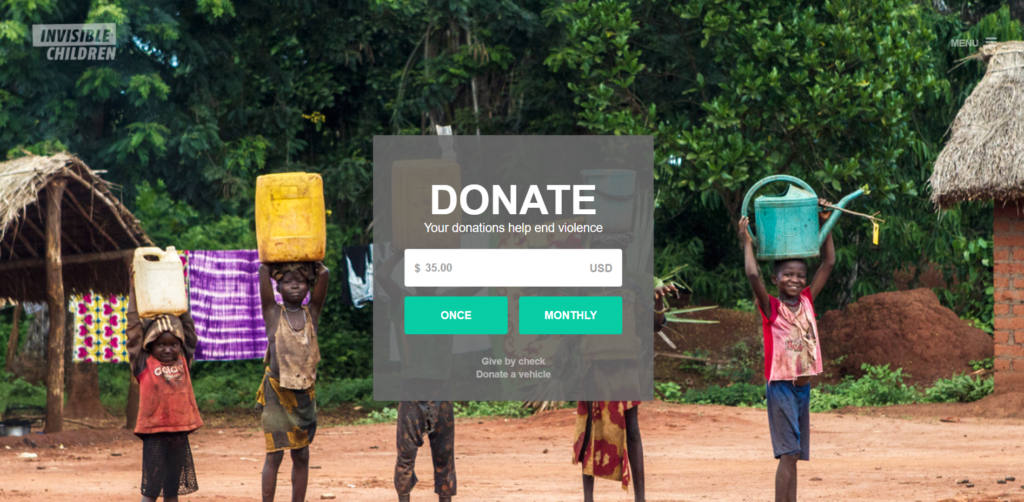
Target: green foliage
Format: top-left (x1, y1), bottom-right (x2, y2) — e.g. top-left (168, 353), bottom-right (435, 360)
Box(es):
top-left (677, 339), bottom-right (762, 384)
top-left (134, 180), bottom-right (258, 251)
top-left (677, 348), bottom-right (712, 374)
top-left (718, 339), bottom-right (760, 383)
top-left (548, 0), bottom-right (1014, 321)
top-left (0, 373), bottom-right (46, 412)
top-left (660, 363), bottom-right (990, 409)
top-left (970, 358), bottom-right (994, 371)
top-left (934, 236), bottom-right (994, 333)
top-left (353, 401), bottom-right (540, 425)
top-left (127, 74), bottom-right (171, 107)
top-left (190, 373), bottom-right (258, 411)
top-left (657, 237), bottom-right (748, 306)
top-left (356, 407), bottom-right (399, 425)
top-left (454, 401), bottom-right (532, 419)
top-left (733, 299), bottom-right (756, 313)
top-left (316, 378), bottom-right (374, 409)
top-left (6, 139), bottom-right (68, 159)
top-left (811, 364), bottom-right (921, 412)
top-left (657, 381), bottom-right (766, 407)
top-left (97, 363), bottom-right (131, 412)
top-left (924, 373), bottom-right (993, 403)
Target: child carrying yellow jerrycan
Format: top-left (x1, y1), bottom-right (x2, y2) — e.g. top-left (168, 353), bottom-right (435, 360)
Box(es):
top-left (125, 248), bottom-right (202, 502)
top-left (255, 172), bottom-right (327, 263)
top-left (254, 172), bottom-right (331, 502)
top-left (739, 175), bottom-right (877, 502)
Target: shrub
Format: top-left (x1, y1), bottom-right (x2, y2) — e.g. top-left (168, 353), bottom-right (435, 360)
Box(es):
top-left (969, 358), bottom-right (994, 371)
top-left (657, 381), bottom-right (765, 407)
top-left (810, 364), bottom-right (920, 412)
top-left (924, 374), bottom-right (993, 403)
top-left (356, 406), bottom-right (399, 425)
top-left (0, 373), bottom-right (46, 411)
top-left (191, 374), bottom-right (258, 411)
top-left (454, 401), bottom-right (532, 419)
top-left (316, 378), bottom-right (373, 409)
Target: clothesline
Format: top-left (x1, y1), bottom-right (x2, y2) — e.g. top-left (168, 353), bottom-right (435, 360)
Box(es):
top-left (72, 247), bottom-right (374, 363)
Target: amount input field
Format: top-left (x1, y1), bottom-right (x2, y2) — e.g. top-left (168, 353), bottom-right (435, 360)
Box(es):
top-left (404, 249), bottom-right (622, 288)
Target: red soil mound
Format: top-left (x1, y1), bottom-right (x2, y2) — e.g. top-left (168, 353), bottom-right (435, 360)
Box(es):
top-left (965, 391), bottom-right (1024, 419)
top-left (819, 288), bottom-right (993, 386)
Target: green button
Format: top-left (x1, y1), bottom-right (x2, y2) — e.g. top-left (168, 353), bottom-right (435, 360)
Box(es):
top-left (518, 296), bottom-right (622, 335)
top-left (404, 296), bottom-right (508, 335)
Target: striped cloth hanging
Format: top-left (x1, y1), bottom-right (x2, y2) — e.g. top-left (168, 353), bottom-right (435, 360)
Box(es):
top-left (188, 250), bottom-right (309, 361)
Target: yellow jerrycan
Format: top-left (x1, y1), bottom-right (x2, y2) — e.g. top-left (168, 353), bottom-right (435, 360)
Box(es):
top-left (391, 160), bottom-right (461, 249)
top-left (255, 173), bottom-right (326, 263)
top-left (133, 246), bottom-right (188, 318)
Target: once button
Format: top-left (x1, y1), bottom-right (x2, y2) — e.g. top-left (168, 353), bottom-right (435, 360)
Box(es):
top-left (518, 296), bottom-right (622, 335)
top-left (404, 296), bottom-right (507, 335)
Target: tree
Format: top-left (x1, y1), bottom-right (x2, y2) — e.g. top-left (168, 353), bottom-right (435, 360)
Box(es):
top-left (547, 0), bottom-right (1018, 328)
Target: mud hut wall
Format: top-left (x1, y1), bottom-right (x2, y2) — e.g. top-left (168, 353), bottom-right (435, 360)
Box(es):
top-left (993, 204), bottom-right (1024, 392)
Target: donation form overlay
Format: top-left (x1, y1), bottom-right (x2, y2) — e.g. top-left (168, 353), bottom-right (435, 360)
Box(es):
top-left (373, 136), bottom-right (654, 401)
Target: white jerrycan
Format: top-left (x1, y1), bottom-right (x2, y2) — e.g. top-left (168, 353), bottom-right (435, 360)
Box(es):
top-left (133, 246), bottom-right (188, 318)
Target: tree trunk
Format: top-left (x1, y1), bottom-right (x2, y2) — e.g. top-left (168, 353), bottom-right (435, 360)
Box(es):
top-left (44, 179), bottom-right (67, 434)
top-left (63, 303), bottom-right (110, 420)
top-left (4, 302), bottom-right (21, 373)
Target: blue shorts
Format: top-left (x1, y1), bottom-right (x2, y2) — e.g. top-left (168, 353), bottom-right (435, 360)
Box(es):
top-left (766, 380), bottom-right (810, 460)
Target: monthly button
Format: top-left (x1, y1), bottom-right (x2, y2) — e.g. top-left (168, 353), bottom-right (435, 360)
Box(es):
top-left (518, 296), bottom-right (622, 335)
top-left (403, 296), bottom-right (508, 335)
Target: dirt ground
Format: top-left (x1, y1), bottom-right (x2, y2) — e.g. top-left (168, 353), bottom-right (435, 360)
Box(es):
top-left (3, 401), bottom-right (1024, 502)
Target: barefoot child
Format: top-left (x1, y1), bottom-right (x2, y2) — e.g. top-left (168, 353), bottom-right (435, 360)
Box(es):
top-left (257, 261), bottom-right (330, 502)
top-left (738, 200), bottom-right (835, 502)
top-left (126, 274), bottom-right (203, 502)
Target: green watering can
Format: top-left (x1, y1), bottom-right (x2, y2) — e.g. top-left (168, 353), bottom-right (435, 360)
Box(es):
top-left (741, 175), bottom-right (864, 261)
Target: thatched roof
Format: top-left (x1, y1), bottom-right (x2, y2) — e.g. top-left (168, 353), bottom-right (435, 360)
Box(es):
top-left (930, 42), bottom-right (1024, 208)
top-left (0, 153), bottom-right (152, 302)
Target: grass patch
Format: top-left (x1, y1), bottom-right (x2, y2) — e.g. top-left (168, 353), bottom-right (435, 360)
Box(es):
top-left (658, 363), bottom-right (994, 410)
top-left (355, 407), bottom-right (399, 425)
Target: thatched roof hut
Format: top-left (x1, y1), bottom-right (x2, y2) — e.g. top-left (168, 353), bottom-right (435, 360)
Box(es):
top-left (930, 42), bottom-right (1024, 208)
top-left (0, 153), bottom-right (152, 301)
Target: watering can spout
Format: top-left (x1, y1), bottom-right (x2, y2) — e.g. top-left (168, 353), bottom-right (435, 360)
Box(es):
top-left (818, 189), bottom-right (864, 246)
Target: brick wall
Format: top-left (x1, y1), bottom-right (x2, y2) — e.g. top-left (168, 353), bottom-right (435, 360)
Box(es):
top-left (993, 204), bottom-right (1024, 393)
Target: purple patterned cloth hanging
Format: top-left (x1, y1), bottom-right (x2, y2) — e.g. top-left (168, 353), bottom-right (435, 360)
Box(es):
top-left (188, 250), bottom-right (311, 361)
top-left (188, 250), bottom-right (266, 361)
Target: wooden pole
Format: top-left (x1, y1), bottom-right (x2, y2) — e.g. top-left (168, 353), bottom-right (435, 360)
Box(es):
top-left (44, 179), bottom-right (67, 434)
top-left (5, 302), bottom-right (21, 373)
top-left (123, 253), bottom-right (138, 431)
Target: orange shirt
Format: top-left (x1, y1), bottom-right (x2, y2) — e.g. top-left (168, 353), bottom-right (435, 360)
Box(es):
top-left (135, 354), bottom-right (203, 434)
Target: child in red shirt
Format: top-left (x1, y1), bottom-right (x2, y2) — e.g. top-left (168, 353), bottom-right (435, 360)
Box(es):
top-left (126, 275), bottom-right (203, 502)
top-left (738, 200), bottom-right (835, 502)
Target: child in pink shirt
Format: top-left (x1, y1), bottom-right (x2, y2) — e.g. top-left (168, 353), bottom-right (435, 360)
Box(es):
top-left (738, 199), bottom-right (835, 502)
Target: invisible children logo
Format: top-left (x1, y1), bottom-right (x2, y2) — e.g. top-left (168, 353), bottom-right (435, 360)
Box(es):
top-left (32, 24), bottom-right (116, 60)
